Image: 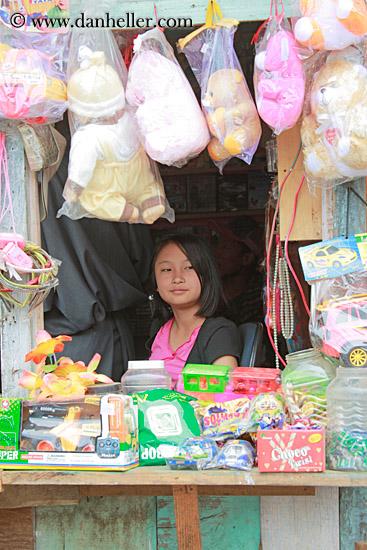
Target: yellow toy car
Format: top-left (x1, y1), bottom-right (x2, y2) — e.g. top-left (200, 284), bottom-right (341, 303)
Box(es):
top-left (304, 244), bottom-right (357, 269)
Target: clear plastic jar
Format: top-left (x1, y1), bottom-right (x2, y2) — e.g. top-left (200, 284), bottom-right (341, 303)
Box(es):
top-left (326, 368), bottom-right (367, 471)
top-left (282, 348), bottom-right (336, 425)
top-left (121, 360), bottom-right (171, 394)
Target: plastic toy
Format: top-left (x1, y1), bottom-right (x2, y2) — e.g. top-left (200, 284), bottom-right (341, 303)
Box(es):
top-left (0, 43), bottom-right (66, 123)
top-left (301, 47), bottom-right (367, 188)
top-left (303, 244), bottom-right (358, 269)
top-left (182, 364), bottom-right (231, 393)
top-left (125, 28), bottom-right (209, 167)
top-left (315, 293), bottom-right (367, 367)
top-left (204, 439), bottom-right (255, 471)
top-left (167, 437), bottom-right (218, 470)
top-left (232, 367), bottom-right (281, 396)
top-left (60, 42), bottom-right (173, 224)
top-left (254, 28), bottom-right (305, 134)
top-left (294, 0), bottom-right (367, 50)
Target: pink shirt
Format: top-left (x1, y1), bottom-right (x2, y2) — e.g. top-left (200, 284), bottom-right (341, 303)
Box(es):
top-left (149, 318), bottom-right (201, 389)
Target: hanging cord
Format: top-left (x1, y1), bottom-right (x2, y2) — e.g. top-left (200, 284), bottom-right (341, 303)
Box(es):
top-left (0, 132), bottom-right (16, 234)
top-left (284, 174), bottom-right (310, 317)
top-left (266, 141), bottom-right (302, 368)
top-left (278, 246), bottom-right (294, 340)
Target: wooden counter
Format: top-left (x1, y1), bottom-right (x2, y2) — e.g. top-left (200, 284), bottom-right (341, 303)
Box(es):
top-left (0, 467), bottom-right (366, 550)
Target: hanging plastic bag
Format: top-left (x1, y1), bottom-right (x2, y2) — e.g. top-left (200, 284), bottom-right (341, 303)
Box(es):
top-left (309, 270), bottom-right (367, 368)
top-left (292, 0), bottom-right (367, 51)
top-left (178, 2), bottom-right (261, 173)
top-left (58, 28), bottom-right (174, 224)
top-left (0, 26), bottom-right (68, 124)
top-left (253, 5), bottom-right (305, 135)
top-left (301, 45), bottom-right (367, 190)
top-left (125, 27), bottom-right (209, 167)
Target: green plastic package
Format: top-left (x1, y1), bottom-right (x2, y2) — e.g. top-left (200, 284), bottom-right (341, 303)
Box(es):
top-left (134, 389), bottom-right (200, 466)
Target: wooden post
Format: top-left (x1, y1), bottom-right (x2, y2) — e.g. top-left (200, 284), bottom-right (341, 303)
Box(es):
top-left (173, 485), bottom-right (202, 550)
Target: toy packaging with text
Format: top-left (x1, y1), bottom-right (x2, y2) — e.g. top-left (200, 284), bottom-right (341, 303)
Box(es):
top-left (0, 395), bottom-right (139, 471)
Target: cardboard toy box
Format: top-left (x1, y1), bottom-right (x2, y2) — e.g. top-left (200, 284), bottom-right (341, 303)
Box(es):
top-left (0, 394), bottom-right (139, 471)
top-left (257, 428), bottom-right (325, 473)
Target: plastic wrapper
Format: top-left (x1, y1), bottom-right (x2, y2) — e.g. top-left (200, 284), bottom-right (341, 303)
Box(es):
top-left (0, 27), bottom-right (68, 124)
top-left (240, 392), bottom-right (286, 433)
top-left (134, 389), bottom-right (200, 466)
top-left (292, 0), bottom-right (367, 51)
top-left (310, 270), bottom-right (367, 367)
top-left (125, 28), bottom-right (209, 167)
top-left (193, 398), bottom-right (251, 441)
top-left (58, 28), bottom-right (174, 224)
top-left (301, 46), bottom-right (367, 190)
top-left (178, 19), bottom-right (261, 173)
top-left (253, 18), bottom-right (305, 135)
top-left (203, 439), bottom-right (255, 471)
top-left (166, 437), bottom-right (218, 470)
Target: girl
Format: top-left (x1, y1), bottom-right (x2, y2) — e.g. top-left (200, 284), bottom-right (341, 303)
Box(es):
top-left (146, 233), bottom-right (241, 389)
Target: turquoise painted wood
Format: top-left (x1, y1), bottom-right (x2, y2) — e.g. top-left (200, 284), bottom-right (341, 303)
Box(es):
top-left (35, 496), bottom-right (157, 550)
top-left (333, 178), bottom-right (366, 237)
top-left (70, 0), bottom-right (294, 26)
top-left (340, 488), bottom-right (367, 550)
top-left (157, 495), bottom-right (261, 550)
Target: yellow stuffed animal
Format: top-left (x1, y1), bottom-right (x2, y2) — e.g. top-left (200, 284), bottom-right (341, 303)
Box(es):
top-left (301, 48), bottom-right (367, 187)
top-left (202, 68), bottom-right (261, 166)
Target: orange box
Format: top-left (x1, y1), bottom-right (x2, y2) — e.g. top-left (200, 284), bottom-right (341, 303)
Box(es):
top-left (257, 428), bottom-right (325, 472)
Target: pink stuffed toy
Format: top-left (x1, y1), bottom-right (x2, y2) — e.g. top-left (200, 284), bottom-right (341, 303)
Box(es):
top-left (254, 29), bottom-right (305, 134)
top-left (294, 0), bottom-right (367, 50)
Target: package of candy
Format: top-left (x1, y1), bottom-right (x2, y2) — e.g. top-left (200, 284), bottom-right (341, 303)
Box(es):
top-left (193, 397), bottom-right (251, 441)
top-left (204, 439), bottom-right (255, 471)
top-left (242, 392), bottom-right (286, 433)
top-left (166, 437), bottom-right (218, 470)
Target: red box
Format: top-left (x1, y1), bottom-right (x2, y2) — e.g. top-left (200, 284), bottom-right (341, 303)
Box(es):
top-left (257, 428), bottom-right (325, 472)
top-left (231, 367), bottom-right (281, 395)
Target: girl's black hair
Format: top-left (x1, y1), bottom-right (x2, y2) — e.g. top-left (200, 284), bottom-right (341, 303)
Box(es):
top-left (147, 233), bottom-right (226, 322)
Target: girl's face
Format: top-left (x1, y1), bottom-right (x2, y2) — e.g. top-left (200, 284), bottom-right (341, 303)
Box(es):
top-left (154, 242), bottom-right (202, 311)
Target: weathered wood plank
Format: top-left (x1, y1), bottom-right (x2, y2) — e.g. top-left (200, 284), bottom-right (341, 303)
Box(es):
top-left (35, 496), bottom-right (157, 550)
top-left (3, 467), bottom-right (367, 487)
top-left (261, 487), bottom-right (339, 550)
top-left (158, 495), bottom-right (260, 550)
top-left (340, 488), bottom-right (367, 550)
top-left (0, 507), bottom-right (34, 550)
top-left (333, 179), bottom-right (366, 237)
top-left (278, 123), bottom-right (322, 241)
top-left (70, 0), bottom-right (294, 25)
top-left (0, 485), bottom-right (80, 509)
top-left (356, 544), bottom-right (367, 550)
top-left (173, 485), bottom-right (202, 550)
top-left (80, 484), bottom-right (315, 497)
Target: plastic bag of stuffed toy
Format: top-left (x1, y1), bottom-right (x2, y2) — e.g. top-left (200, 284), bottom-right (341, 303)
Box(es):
top-left (0, 26), bottom-right (68, 124)
top-left (125, 28), bottom-right (209, 167)
top-left (178, 5), bottom-right (261, 173)
top-left (292, 0), bottom-right (367, 50)
top-left (58, 28), bottom-right (174, 225)
top-left (301, 45), bottom-right (367, 190)
top-left (253, 16), bottom-right (305, 135)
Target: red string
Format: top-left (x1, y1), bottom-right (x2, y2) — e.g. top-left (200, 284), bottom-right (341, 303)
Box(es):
top-left (121, 32), bottom-right (138, 70)
top-left (154, 3), bottom-right (164, 32)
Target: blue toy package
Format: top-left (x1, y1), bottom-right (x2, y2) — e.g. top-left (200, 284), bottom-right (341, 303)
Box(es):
top-left (299, 234), bottom-right (366, 282)
top-left (203, 439), bottom-right (255, 471)
top-left (166, 437), bottom-right (218, 470)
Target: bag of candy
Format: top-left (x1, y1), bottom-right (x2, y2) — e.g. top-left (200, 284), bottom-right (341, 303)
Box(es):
top-left (204, 439), bottom-right (255, 471)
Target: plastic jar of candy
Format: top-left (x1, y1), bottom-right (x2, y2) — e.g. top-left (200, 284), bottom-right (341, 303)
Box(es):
top-left (121, 360), bottom-right (171, 394)
top-left (282, 348), bottom-right (336, 426)
top-left (326, 368), bottom-right (367, 471)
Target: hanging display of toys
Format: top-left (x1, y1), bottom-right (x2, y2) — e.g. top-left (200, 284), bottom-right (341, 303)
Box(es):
top-left (0, 237), bottom-right (59, 313)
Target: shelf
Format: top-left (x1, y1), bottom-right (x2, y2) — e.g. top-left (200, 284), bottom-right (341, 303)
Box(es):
top-left (160, 165), bottom-right (268, 177)
top-left (153, 210), bottom-right (265, 228)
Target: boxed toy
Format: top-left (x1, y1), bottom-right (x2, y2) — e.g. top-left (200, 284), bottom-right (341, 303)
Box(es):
top-left (257, 428), bottom-right (325, 472)
top-left (0, 394), bottom-right (139, 471)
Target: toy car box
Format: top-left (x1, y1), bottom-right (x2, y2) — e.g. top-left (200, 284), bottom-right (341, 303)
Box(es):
top-left (0, 395), bottom-right (139, 471)
top-left (257, 428), bottom-right (325, 473)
